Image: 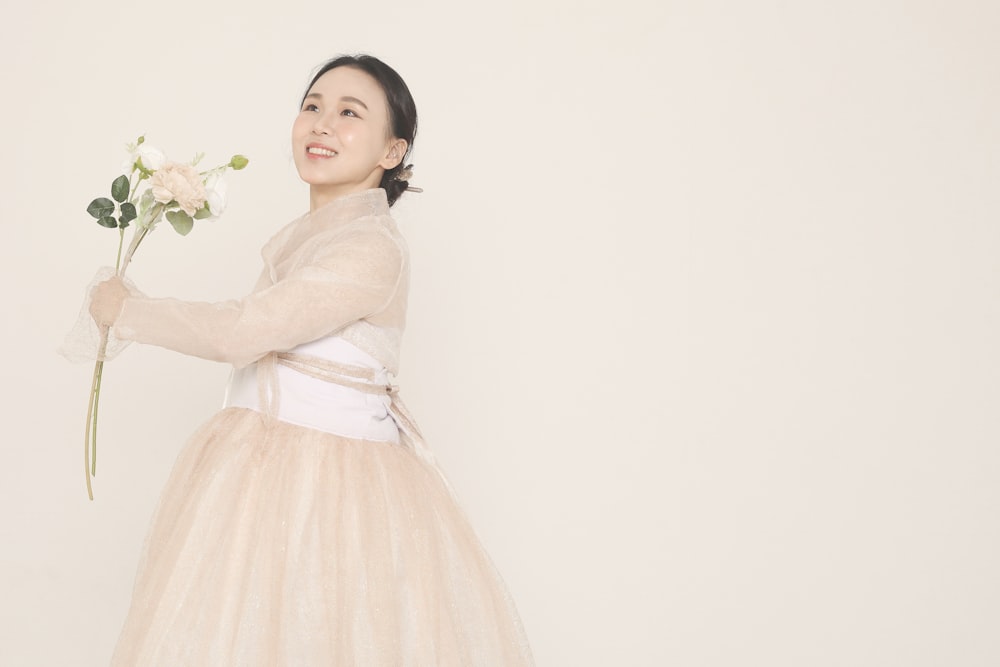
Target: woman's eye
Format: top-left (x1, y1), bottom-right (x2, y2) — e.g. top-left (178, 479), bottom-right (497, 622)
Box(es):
top-left (302, 103), bottom-right (319, 112)
top-left (341, 109), bottom-right (359, 118)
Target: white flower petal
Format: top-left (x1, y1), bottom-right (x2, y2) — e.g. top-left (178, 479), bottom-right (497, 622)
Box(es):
top-left (137, 145), bottom-right (166, 171)
top-left (204, 173), bottom-right (228, 217)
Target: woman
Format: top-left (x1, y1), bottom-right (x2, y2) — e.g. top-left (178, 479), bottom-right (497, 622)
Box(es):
top-left (90, 54), bottom-right (534, 666)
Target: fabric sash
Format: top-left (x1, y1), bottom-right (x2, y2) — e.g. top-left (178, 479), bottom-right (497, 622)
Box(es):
top-left (255, 351), bottom-right (451, 492)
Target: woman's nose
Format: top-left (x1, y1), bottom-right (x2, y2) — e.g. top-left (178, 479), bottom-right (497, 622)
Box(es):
top-left (312, 114), bottom-right (332, 135)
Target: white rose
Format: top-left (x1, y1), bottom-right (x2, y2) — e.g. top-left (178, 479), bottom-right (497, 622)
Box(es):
top-left (149, 162), bottom-right (207, 216)
top-left (123, 143), bottom-right (166, 173)
top-left (203, 172), bottom-right (228, 218)
top-left (136, 144), bottom-right (166, 170)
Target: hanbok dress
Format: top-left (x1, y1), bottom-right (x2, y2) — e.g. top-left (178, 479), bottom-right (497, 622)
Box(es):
top-left (104, 188), bottom-right (534, 666)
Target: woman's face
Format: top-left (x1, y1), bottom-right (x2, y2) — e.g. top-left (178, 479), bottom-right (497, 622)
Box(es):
top-left (292, 66), bottom-right (406, 210)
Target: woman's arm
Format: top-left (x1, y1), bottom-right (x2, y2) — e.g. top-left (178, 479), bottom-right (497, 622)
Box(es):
top-left (106, 228), bottom-right (403, 368)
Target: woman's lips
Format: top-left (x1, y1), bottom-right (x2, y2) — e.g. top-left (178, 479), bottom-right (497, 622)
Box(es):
top-left (306, 144), bottom-right (337, 158)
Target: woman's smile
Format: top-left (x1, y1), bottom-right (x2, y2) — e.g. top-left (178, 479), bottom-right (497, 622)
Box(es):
top-left (306, 143), bottom-right (338, 158)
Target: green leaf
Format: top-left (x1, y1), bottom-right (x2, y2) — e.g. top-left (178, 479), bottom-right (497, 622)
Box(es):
top-left (111, 175), bottom-right (130, 203)
top-left (166, 209), bottom-right (194, 236)
top-left (97, 216), bottom-right (117, 228)
top-left (138, 189), bottom-right (155, 215)
top-left (87, 197), bottom-right (115, 219)
top-left (194, 203), bottom-right (213, 219)
top-left (119, 202), bottom-right (137, 226)
top-left (229, 155), bottom-right (249, 170)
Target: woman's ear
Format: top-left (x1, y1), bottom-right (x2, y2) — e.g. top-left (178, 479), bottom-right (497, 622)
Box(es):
top-left (380, 138), bottom-right (409, 170)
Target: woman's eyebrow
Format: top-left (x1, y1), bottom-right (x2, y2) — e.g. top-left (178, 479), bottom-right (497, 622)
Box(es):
top-left (302, 92), bottom-right (369, 110)
top-left (339, 96), bottom-right (369, 110)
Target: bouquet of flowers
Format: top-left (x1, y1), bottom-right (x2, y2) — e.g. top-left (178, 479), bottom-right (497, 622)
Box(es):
top-left (69, 136), bottom-right (248, 499)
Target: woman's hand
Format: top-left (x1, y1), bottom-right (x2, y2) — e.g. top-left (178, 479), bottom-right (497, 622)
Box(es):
top-left (89, 277), bottom-right (130, 327)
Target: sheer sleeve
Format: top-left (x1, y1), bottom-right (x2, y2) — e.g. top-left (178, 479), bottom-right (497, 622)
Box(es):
top-left (112, 227), bottom-right (403, 368)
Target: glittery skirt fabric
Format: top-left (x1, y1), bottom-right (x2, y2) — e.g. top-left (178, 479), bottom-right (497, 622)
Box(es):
top-left (110, 407), bottom-right (534, 666)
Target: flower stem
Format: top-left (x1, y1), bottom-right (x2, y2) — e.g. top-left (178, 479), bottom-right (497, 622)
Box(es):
top-left (115, 227), bottom-right (125, 274)
top-left (84, 226), bottom-right (130, 498)
top-left (91, 356), bottom-right (105, 476)
top-left (83, 355), bottom-right (103, 500)
top-left (128, 171), bottom-right (142, 200)
top-left (121, 215), bottom-right (154, 274)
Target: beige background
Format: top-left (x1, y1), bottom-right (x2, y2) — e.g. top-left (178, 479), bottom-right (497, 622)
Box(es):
top-left (2, 1), bottom-right (998, 665)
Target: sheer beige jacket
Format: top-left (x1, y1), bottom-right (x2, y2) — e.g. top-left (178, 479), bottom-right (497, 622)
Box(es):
top-left (112, 189), bottom-right (409, 375)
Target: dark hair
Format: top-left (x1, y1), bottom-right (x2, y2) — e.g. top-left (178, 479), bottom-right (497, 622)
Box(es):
top-left (302, 54), bottom-right (418, 206)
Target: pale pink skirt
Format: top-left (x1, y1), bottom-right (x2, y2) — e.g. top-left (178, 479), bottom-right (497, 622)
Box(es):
top-left (111, 408), bottom-right (533, 666)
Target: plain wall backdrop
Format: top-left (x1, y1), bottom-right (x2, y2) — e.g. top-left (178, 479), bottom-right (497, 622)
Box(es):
top-left (2, 1), bottom-right (998, 665)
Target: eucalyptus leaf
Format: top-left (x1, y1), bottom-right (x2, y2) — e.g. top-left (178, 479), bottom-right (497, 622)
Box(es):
top-left (119, 202), bottom-right (137, 227)
top-left (194, 204), bottom-right (212, 220)
top-left (138, 189), bottom-right (154, 215)
top-left (87, 197), bottom-right (115, 219)
top-left (97, 216), bottom-right (117, 228)
top-left (111, 175), bottom-right (130, 203)
top-left (166, 209), bottom-right (193, 236)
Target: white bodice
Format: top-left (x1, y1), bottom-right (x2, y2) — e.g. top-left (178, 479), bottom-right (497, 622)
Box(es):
top-left (223, 336), bottom-right (400, 443)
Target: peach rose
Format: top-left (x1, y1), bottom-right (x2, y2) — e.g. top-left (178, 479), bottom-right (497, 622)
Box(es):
top-left (149, 162), bottom-right (207, 216)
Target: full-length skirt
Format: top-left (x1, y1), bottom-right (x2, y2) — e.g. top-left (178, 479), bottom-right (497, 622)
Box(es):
top-left (111, 408), bottom-right (534, 666)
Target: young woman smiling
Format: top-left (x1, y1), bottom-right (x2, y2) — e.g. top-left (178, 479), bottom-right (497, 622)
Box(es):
top-left (90, 54), bottom-right (534, 666)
